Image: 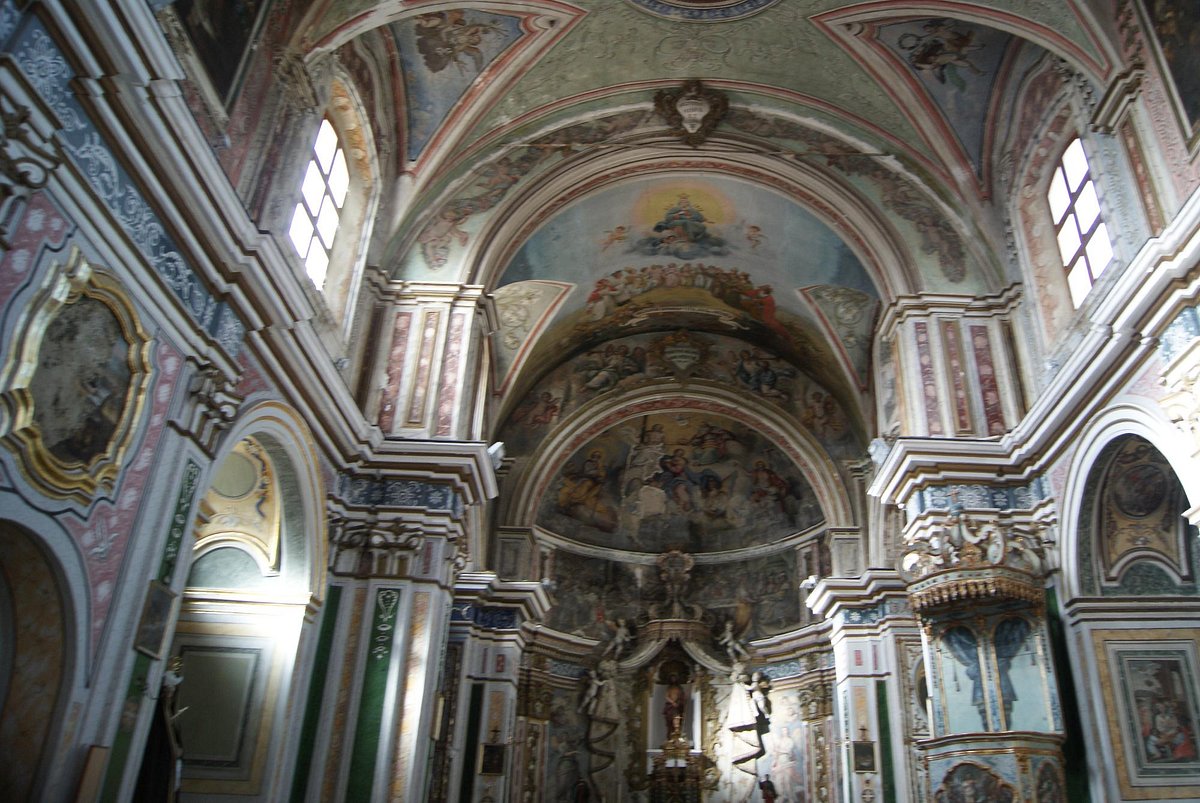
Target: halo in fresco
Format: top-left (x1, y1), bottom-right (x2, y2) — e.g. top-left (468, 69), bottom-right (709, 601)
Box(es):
top-left (536, 411), bottom-right (823, 553)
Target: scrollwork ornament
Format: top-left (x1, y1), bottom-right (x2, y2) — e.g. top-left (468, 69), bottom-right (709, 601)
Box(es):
top-left (273, 49), bottom-right (319, 119)
top-left (171, 358), bottom-right (242, 457)
top-left (0, 92), bottom-right (60, 243)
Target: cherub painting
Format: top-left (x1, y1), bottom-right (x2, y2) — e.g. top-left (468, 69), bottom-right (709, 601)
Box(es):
top-left (898, 19), bottom-right (984, 89)
top-left (414, 10), bottom-right (502, 75)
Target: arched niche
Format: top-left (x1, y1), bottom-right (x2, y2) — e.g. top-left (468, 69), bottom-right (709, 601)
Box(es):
top-left (164, 402), bottom-right (327, 798)
top-left (1053, 405), bottom-right (1200, 802)
top-left (1072, 434), bottom-right (1195, 598)
top-left (0, 520), bottom-right (72, 801)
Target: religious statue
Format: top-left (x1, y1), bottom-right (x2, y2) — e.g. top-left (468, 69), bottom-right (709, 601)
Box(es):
top-left (601, 617), bottom-right (633, 660)
top-left (578, 667), bottom-right (607, 717)
top-left (718, 619), bottom-right (751, 663)
top-left (728, 661), bottom-right (772, 770)
top-left (662, 676), bottom-right (689, 738)
top-left (133, 655), bottom-right (186, 802)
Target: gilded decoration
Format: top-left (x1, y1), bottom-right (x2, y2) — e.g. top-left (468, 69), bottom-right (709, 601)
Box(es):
top-left (193, 437), bottom-right (281, 574)
top-left (0, 248), bottom-right (152, 503)
top-left (899, 502), bottom-right (1048, 614)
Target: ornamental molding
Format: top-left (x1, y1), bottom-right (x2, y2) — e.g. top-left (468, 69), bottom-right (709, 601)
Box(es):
top-left (653, 79), bottom-right (728, 147)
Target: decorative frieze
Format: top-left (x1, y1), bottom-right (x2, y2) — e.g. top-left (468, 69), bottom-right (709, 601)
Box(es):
top-left (907, 478), bottom-right (1049, 516)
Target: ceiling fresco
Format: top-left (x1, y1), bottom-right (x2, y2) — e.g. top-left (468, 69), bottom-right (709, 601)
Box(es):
top-left (487, 175), bottom-right (881, 394)
top-left (497, 176), bottom-right (878, 292)
top-left (498, 329), bottom-right (861, 457)
top-left (390, 10), bottom-right (526, 161)
top-left (874, 18), bottom-right (1015, 180)
top-left (532, 411), bottom-right (823, 554)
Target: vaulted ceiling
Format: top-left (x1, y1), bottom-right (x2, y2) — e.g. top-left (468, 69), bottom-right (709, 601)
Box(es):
top-left (282, 1), bottom-right (1120, 567)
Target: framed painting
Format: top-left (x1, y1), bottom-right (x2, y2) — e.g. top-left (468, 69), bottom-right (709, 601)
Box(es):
top-left (852, 740), bottom-right (876, 772)
top-left (1099, 634), bottom-right (1200, 798)
top-left (480, 743), bottom-right (505, 775)
top-left (0, 248), bottom-right (152, 504)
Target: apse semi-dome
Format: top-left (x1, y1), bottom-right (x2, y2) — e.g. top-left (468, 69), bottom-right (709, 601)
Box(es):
top-left (534, 410), bottom-right (823, 554)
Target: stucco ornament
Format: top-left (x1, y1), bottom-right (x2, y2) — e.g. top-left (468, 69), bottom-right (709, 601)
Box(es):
top-left (654, 79), bottom-right (729, 147)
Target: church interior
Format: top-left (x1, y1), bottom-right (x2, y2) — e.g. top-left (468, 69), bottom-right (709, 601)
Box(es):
top-left (3, 1), bottom-right (1200, 801)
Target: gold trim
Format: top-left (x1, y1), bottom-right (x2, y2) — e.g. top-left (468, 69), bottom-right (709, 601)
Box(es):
top-left (908, 566), bottom-right (1043, 613)
top-left (193, 437), bottom-right (282, 573)
top-left (0, 248), bottom-right (152, 503)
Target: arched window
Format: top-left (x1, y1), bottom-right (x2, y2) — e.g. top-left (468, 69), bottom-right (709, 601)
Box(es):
top-left (282, 79), bottom-right (378, 338)
top-left (1047, 138), bottom-right (1113, 308)
top-left (288, 117), bottom-right (349, 290)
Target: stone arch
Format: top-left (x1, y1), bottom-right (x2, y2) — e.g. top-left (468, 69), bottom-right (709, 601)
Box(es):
top-left (161, 401), bottom-right (327, 798)
top-left (0, 518), bottom-right (78, 801)
top-left (1057, 401), bottom-right (1199, 601)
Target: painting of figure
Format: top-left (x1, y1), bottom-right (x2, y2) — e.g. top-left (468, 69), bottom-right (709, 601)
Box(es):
top-left (933, 762), bottom-right (1015, 803)
top-left (176, 0), bottom-right (266, 104)
top-left (877, 18), bottom-right (1012, 177)
top-left (1122, 654), bottom-right (1200, 769)
top-left (30, 296), bottom-right (132, 466)
top-left (499, 329), bottom-right (860, 458)
top-left (394, 10), bottom-right (525, 161)
top-left (629, 193), bottom-right (731, 259)
top-left (536, 413), bottom-right (822, 553)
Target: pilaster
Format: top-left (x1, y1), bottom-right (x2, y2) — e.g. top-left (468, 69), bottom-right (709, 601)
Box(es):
top-left (806, 570), bottom-right (917, 803)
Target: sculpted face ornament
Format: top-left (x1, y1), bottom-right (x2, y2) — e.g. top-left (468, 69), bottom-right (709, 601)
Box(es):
top-left (654, 79), bottom-right (729, 147)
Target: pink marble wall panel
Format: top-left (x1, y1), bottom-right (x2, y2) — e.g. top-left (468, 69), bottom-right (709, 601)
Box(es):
top-left (0, 192), bottom-right (72, 309)
top-left (971, 325), bottom-right (1007, 436)
top-left (378, 310), bottom-right (412, 432)
top-left (941, 319), bottom-right (972, 434)
top-left (435, 312), bottom-right (465, 436)
top-left (914, 322), bottom-right (943, 436)
top-left (235, 349), bottom-right (272, 398)
top-left (406, 310), bottom-right (440, 427)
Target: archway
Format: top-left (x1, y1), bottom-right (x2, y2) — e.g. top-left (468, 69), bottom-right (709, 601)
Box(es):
top-left (0, 521), bottom-right (70, 801)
